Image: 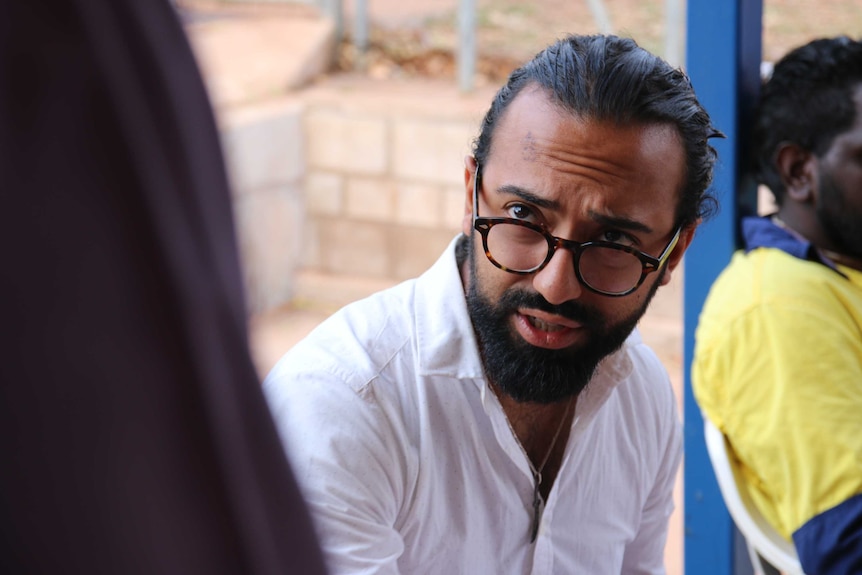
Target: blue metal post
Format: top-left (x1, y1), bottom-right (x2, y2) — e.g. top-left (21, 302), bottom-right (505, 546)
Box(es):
top-left (684, 1), bottom-right (762, 574)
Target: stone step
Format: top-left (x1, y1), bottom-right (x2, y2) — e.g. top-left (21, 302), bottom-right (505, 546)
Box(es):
top-left (248, 269), bottom-right (397, 377)
top-left (292, 269), bottom-right (399, 313)
top-left (184, 3), bottom-right (336, 109)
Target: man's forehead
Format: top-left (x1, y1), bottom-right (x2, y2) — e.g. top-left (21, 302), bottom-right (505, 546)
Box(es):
top-left (494, 87), bottom-right (683, 160)
top-left (482, 90), bottom-right (687, 233)
top-left (493, 110), bottom-right (684, 180)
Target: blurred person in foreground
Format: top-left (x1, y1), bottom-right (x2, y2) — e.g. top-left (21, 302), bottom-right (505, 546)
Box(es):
top-left (693, 36), bottom-right (862, 575)
top-left (265, 33), bottom-right (721, 574)
top-left (0, 2), bottom-right (325, 573)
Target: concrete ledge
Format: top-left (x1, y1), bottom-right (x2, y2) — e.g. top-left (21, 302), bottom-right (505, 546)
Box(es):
top-left (233, 183), bottom-right (304, 314)
top-left (220, 97), bottom-right (307, 314)
top-left (221, 97), bottom-right (305, 194)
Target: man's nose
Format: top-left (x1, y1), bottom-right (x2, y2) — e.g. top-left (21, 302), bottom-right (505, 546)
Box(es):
top-left (531, 247), bottom-right (583, 305)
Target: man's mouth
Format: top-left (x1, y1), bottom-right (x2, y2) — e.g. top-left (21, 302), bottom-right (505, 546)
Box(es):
top-left (521, 308), bottom-right (585, 330)
top-left (527, 315), bottom-right (568, 332)
top-left (515, 310), bottom-right (585, 350)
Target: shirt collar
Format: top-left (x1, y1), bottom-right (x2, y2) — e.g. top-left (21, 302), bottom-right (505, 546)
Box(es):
top-left (742, 215), bottom-right (844, 274)
top-left (413, 235), bottom-right (486, 379)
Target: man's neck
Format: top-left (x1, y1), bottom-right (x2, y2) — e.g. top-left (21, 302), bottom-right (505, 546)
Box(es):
top-left (774, 213), bottom-right (862, 271)
top-left (819, 248), bottom-right (862, 272)
top-left (492, 384), bottom-right (577, 498)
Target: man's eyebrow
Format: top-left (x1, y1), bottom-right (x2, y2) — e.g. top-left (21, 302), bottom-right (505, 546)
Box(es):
top-left (588, 210), bottom-right (654, 234)
top-left (495, 185), bottom-right (655, 234)
top-left (497, 184), bottom-right (559, 210)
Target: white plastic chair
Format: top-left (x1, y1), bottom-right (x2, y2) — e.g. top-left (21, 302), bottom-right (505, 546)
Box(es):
top-left (703, 419), bottom-right (807, 575)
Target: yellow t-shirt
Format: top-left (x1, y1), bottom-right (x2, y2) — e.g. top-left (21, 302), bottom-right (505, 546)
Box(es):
top-left (693, 247), bottom-right (862, 540)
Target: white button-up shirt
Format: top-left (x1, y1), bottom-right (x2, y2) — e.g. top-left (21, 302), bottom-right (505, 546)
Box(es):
top-left (264, 236), bottom-right (682, 574)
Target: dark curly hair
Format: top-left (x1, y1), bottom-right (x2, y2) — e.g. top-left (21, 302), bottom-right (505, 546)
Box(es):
top-left (471, 34), bottom-right (722, 228)
top-left (752, 36), bottom-right (862, 205)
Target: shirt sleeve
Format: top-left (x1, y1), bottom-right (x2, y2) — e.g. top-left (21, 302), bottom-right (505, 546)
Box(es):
top-left (263, 356), bottom-right (412, 575)
top-left (621, 360), bottom-right (683, 574)
top-left (792, 493), bottom-right (862, 575)
top-left (693, 293), bottom-right (862, 546)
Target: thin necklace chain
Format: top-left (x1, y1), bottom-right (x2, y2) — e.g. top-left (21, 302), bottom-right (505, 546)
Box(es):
top-left (499, 392), bottom-right (575, 543)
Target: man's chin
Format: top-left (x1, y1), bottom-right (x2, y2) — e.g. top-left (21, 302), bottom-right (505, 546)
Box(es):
top-left (493, 362), bottom-right (597, 404)
top-left (481, 333), bottom-right (601, 404)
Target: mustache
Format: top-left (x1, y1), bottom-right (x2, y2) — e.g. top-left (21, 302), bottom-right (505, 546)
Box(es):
top-left (496, 289), bottom-right (601, 326)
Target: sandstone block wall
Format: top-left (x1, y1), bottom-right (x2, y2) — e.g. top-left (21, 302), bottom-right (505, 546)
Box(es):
top-left (300, 80), bottom-right (497, 283)
top-left (222, 79), bottom-right (498, 314)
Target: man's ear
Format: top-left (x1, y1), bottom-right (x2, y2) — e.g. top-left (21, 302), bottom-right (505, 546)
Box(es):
top-left (659, 223), bottom-right (698, 286)
top-left (776, 143), bottom-right (817, 203)
top-left (462, 155), bottom-right (478, 236)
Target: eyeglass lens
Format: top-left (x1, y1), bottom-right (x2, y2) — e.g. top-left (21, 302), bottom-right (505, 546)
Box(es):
top-left (485, 222), bottom-right (644, 294)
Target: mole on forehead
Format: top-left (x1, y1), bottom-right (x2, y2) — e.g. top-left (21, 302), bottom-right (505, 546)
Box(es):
top-left (522, 131), bottom-right (539, 161)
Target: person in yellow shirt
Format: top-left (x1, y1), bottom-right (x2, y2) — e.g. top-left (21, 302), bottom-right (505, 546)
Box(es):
top-left (693, 36), bottom-right (862, 575)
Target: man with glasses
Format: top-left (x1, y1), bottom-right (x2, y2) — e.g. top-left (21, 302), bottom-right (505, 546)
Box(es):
top-left (265, 33), bottom-right (720, 574)
top-left (693, 37), bottom-right (862, 574)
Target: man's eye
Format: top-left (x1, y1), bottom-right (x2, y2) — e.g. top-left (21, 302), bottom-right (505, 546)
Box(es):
top-left (601, 230), bottom-right (636, 247)
top-left (507, 204), bottom-right (535, 221)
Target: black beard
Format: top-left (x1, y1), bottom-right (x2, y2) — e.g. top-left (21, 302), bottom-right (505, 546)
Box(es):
top-left (817, 169), bottom-right (862, 260)
top-left (464, 240), bottom-right (661, 404)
